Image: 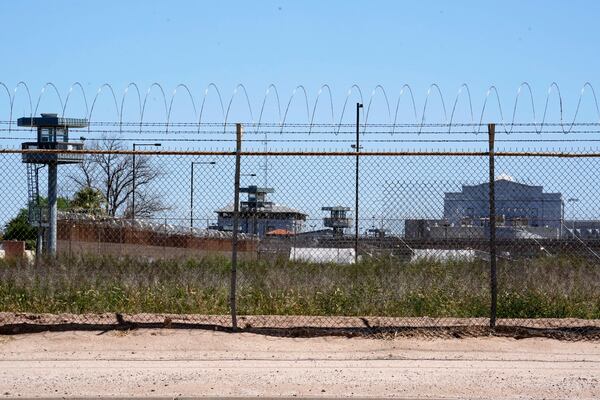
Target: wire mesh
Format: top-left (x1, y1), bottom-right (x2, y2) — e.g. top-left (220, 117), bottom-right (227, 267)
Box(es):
top-left (0, 134), bottom-right (598, 339)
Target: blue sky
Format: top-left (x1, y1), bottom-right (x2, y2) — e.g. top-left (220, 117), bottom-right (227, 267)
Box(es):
top-left (2, 1), bottom-right (600, 228)
top-left (2, 0), bottom-right (600, 125)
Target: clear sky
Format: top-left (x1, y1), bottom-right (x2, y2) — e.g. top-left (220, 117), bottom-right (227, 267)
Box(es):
top-left (2, 0), bottom-right (600, 125)
top-left (1, 1), bottom-right (600, 229)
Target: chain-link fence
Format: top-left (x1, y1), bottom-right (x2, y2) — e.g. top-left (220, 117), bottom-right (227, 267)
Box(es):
top-left (0, 124), bottom-right (598, 339)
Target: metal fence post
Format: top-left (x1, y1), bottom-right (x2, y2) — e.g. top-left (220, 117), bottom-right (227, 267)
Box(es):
top-left (230, 123), bottom-right (243, 330)
top-left (47, 162), bottom-right (58, 256)
top-left (354, 102), bottom-right (363, 264)
top-left (488, 123), bottom-right (498, 329)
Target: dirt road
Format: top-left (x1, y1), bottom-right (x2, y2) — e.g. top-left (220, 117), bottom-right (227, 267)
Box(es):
top-left (0, 329), bottom-right (599, 399)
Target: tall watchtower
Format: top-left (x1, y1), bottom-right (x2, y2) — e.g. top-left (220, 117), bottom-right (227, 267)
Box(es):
top-left (17, 113), bottom-right (88, 256)
top-left (322, 206), bottom-right (352, 237)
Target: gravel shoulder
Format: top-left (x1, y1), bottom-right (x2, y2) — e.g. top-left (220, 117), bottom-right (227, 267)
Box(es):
top-left (0, 329), bottom-right (599, 399)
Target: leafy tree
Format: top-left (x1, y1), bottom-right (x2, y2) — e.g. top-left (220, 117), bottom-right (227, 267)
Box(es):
top-left (70, 187), bottom-right (106, 215)
top-left (70, 137), bottom-right (167, 218)
top-left (3, 208), bottom-right (37, 248)
top-left (2, 196), bottom-right (71, 249)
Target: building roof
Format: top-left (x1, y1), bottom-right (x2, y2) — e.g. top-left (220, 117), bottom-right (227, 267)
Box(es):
top-left (240, 185), bottom-right (274, 194)
top-left (467, 178), bottom-right (540, 189)
top-left (445, 179), bottom-right (562, 198)
top-left (216, 203), bottom-right (307, 216)
top-left (17, 113), bottom-right (88, 128)
top-left (266, 229), bottom-right (295, 236)
top-left (295, 228), bottom-right (333, 236)
top-left (322, 206), bottom-right (351, 211)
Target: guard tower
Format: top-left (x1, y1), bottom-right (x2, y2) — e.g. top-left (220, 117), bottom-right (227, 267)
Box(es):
top-left (240, 186), bottom-right (275, 210)
top-left (322, 206), bottom-right (352, 237)
top-left (240, 186), bottom-right (274, 236)
top-left (215, 186), bottom-right (306, 236)
top-left (17, 113), bottom-right (88, 256)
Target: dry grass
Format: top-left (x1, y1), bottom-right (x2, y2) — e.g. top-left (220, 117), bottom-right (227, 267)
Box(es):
top-left (0, 254), bottom-right (598, 319)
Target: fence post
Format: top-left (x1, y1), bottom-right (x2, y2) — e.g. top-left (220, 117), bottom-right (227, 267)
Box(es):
top-left (230, 123), bottom-right (243, 330)
top-left (47, 162), bottom-right (58, 256)
top-left (354, 102), bottom-right (363, 264)
top-left (488, 123), bottom-right (498, 329)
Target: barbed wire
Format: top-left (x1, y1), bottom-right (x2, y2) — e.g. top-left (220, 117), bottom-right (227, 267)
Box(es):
top-left (3, 148), bottom-right (600, 157)
top-left (3, 121), bottom-right (600, 127)
top-left (5, 136), bottom-right (600, 144)
top-left (1, 82), bottom-right (600, 135)
top-left (3, 128), bottom-right (600, 136)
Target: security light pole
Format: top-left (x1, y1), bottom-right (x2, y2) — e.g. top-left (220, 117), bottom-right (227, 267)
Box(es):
top-left (190, 161), bottom-right (216, 229)
top-left (132, 143), bottom-right (161, 220)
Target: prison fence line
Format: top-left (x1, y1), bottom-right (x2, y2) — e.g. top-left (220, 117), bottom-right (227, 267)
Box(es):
top-left (0, 122), bottom-right (599, 339)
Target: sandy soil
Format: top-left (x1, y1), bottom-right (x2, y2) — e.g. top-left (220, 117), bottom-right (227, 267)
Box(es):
top-left (0, 329), bottom-right (599, 399)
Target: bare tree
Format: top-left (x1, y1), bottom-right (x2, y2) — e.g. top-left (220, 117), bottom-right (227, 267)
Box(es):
top-left (70, 137), bottom-right (168, 218)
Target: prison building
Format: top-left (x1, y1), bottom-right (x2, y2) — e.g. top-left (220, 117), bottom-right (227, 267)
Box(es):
top-left (215, 186), bottom-right (307, 237)
top-left (563, 220), bottom-right (600, 239)
top-left (443, 178), bottom-right (564, 229)
top-left (405, 179), bottom-right (564, 240)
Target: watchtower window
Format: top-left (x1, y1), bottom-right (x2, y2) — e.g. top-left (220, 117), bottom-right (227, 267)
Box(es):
top-left (38, 127), bottom-right (68, 143)
top-left (39, 128), bottom-right (53, 142)
top-left (55, 128), bottom-right (68, 142)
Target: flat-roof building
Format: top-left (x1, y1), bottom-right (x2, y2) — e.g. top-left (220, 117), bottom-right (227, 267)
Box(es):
top-left (215, 186), bottom-right (306, 237)
top-left (444, 178), bottom-right (564, 229)
top-left (406, 178), bottom-right (565, 240)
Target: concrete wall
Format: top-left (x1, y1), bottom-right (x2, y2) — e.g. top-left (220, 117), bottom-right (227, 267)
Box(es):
top-left (0, 240), bottom-right (26, 260)
top-left (58, 240), bottom-right (257, 261)
top-left (56, 220), bottom-right (257, 260)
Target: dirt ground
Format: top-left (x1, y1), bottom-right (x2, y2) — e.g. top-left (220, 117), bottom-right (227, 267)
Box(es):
top-left (0, 329), bottom-right (599, 399)
top-left (3, 312), bottom-right (600, 332)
